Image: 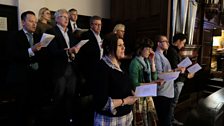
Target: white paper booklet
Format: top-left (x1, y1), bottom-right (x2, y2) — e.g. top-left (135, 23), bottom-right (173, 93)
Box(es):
top-left (135, 84), bottom-right (157, 97)
top-left (76, 39), bottom-right (89, 48)
top-left (40, 33), bottom-right (55, 47)
top-left (187, 63), bottom-right (202, 73)
top-left (158, 71), bottom-right (180, 81)
top-left (177, 57), bottom-right (192, 68)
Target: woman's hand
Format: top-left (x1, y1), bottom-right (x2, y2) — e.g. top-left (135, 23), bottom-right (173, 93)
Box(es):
top-left (122, 91), bottom-right (138, 105)
top-left (123, 96), bottom-right (138, 105)
top-left (148, 49), bottom-right (155, 61)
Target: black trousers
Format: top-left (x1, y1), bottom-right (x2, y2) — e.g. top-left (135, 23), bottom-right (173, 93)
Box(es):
top-left (153, 96), bottom-right (173, 126)
top-left (8, 69), bottom-right (41, 126)
top-left (51, 63), bottom-right (77, 125)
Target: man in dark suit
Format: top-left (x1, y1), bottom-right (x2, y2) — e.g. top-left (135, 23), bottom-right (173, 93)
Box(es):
top-left (75, 15), bottom-right (103, 126)
top-left (6, 11), bottom-right (43, 126)
top-left (68, 8), bottom-right (84, 40)
top-left (68, 8), bottom-right (79, 33)
top-left (46, 9), bottom-right (80, 126)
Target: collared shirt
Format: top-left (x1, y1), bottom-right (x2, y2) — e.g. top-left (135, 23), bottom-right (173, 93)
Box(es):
top-left (57, 24), bottom-right (71, 62)
top-left (57, 24), bottom-right (70, 48)
top-left (155, 50), bottom-right (174, 98)
top-left (91, 29), bottom-right (103, 59)
top-left (103, 56), bottom-right (122, 72)
top-left (70, 20), bottom-right (77, 32)
top-left (23, 29), bottom-right (35, 57)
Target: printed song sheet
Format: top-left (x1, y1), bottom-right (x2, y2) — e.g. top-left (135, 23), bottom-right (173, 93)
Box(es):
top-left (135, 84), bottom-right (157, 97)
top-left (177, 57), bottom-right (192, 67)
top-left (40, 33), bottom-right (55, 47)
top-left (75, 39), bottom-right (89, 48)
top-left (187, 63), bottom-right (202, 73)
top-left (158, 71), bottom-right (180, 81)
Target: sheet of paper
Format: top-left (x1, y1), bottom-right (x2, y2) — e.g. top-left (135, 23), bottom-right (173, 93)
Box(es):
top-left (158, 71), bottom-right (180, 81)
top-left (187, 63), bottom-right (202, 73)
top-left (135, 84), bottom-right (157, 97)
top-left (177, 57), bottom-right (192, 68)
top-left (40, 33), bottom-right (55, 47)
top-left (76, 39), bottom-right (89, 48)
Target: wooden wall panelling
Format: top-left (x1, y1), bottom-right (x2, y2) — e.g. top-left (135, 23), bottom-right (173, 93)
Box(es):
top-left (201, 29), bottom-right (213, 70)
top-left (111, 0), bottom-right (171, 53)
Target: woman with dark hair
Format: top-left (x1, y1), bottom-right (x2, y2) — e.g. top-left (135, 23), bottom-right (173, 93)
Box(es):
top-left (129, 37), bottom-right (163, 126)
top-left (92, 34), bottom-right (138, 126)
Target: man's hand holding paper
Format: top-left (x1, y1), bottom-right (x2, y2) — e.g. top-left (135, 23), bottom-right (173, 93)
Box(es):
top-left (158, 71), bottom-right (180, 81)
top-left (75, 39), bottom-right (89, 48)
top-left (39, 33), bottom-right (55, 47)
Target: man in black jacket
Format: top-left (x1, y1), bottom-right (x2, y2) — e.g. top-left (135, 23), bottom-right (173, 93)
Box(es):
top-left (75, 15), bottom-right (103, 126)
top-left (6, 11), bottom-right (43, 126)
top-left (166, 33), bottom-right (194, 126)
top-left (46, 9), bottom-right (80, 126)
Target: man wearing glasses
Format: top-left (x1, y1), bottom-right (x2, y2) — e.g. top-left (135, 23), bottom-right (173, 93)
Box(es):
top-left (153, 35), bottom-right (174, 126)
top-left (46, 9), bottom-right (80, 126)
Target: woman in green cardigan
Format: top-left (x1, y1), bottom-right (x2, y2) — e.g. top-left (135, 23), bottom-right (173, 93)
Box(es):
top-left (129, 37), bottom-right (163, 126)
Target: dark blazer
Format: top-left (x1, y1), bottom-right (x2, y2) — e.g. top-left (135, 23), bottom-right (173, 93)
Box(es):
top-left (6, 30), bottom-right (41, 84)
top-left (68, 21), bottom-right (82, 32)
top-left (76, 29), bottom-right (102, 95)
top-left (46, 25), bottom-right (78, 78)
top-left (67, 21), bottom-right (74, 33)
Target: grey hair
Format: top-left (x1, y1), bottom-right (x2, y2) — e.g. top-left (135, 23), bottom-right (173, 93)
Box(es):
top-left (54, 9), bottom-right (68, 19)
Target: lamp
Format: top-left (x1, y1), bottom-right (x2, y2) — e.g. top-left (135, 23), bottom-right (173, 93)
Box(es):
top-left (213, 37), bottom-right (220, 47)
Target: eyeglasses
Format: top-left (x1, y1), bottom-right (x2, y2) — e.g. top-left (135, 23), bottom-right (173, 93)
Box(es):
top-left (59, 16), bottom-right (69, 20)
top-left (160, 40), bottom-right (169, 43)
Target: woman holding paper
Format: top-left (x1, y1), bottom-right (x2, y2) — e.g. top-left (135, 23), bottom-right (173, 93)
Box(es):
top-left (92, 34), bottom-right (138, 126)
top-left (129, 37), bottom-right (162, 126)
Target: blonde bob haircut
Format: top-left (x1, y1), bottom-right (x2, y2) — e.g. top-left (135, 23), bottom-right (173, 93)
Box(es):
top-left (113, 24), bottom-right (125, 33)
top-left (38, 7), bottom-right (50, 21)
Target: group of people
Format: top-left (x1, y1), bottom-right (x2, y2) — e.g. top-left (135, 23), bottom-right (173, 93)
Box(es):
top-left (5, 6), bottom-right (194, 126)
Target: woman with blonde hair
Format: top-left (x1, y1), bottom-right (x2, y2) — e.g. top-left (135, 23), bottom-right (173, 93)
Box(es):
top-left (113, 23), bottom-right (125, 39)
top-left (35, 7), bottom-right (53, 36)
